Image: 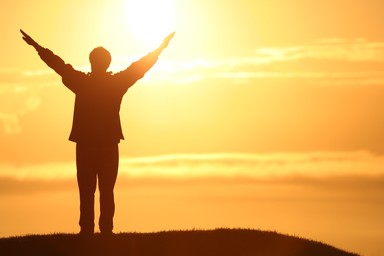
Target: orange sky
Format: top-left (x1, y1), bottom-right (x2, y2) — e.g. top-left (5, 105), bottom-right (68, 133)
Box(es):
top-left (1, 0), bottom-right (384, 162)
top-left (1, 0), bottom-right (384, 255)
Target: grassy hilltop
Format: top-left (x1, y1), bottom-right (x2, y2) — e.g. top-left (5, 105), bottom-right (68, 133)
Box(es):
top-left (0, 228), bottom-right (359, 256)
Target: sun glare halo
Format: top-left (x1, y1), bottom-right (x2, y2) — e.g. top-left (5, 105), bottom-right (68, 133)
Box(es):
top-left (125, 0), bottom-right (176, 47)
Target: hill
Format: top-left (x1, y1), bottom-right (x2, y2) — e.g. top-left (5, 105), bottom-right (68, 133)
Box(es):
top-left (0, 228), bottom-right (359, 256)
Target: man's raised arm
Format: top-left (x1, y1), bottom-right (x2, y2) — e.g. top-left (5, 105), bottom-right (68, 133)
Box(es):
top-left (20, 29), bottom-right (75, 78)
top-left (152, 31), bottom-right (175, 57)
top-left (115, 32), bottom-right (175, 88)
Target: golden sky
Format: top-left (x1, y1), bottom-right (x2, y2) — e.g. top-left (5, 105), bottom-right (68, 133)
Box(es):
top-left (1, 0), bottom-right (384, 162)
top-left (1, 0), bottom-right (384, 255)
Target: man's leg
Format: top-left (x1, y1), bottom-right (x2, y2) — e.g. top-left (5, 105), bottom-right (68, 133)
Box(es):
top-left (76, 144), bottom-right (97, 235)
top-left (97, 145), bottom-right (119, 234)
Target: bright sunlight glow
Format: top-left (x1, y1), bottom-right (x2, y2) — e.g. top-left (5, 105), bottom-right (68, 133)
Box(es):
top-left (125, 0), bottom-right (176, 47)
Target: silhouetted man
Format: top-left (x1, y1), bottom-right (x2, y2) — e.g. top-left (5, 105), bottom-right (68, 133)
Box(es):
top-left (20, 29), bottom-right (175, 236)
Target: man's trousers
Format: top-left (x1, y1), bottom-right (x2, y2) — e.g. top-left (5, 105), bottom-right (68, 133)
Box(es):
top-left (76, 144), bottom-right (119, 233)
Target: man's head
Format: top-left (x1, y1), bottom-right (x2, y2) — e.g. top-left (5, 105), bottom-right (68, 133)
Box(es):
top-left (89, 47), bottom-right (111, 73)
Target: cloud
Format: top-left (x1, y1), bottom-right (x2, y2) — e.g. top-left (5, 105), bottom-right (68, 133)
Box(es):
top-left (0, 69), bottom-right (52, 134)
top-left (0, 68), bottom-right (58, 91)
top-left (22, 69), bottom-right (56, 77)
top-left (0, 93), bottom-right (41, 134)
top-left (1, 151), bottom-right (384, 198)
top-left (0, 151), bottom-right (384, 180)
top-left (2, 151), bottom-right (382, 180)
top-left (0, 113), bottom-right (21, 134)
top-left (0, 177), bottom-right (75, 196)
top-left (118, 151), bottom-right (384, 179)
top-left (211, 71), bottom-right (384, 86)
top-left (0, 161), bottom-right (75, 179)
top-left (137, 38), bottom-right (384, 85)
top-left (252, 38), bottom-right (384, 63)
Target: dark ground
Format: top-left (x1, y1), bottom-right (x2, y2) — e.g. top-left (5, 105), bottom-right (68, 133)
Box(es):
top-left (0, 228), bottom-right (359, 256)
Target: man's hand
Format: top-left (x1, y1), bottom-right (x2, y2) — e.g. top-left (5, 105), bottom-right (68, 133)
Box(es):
top-left (20, 29), bottom-right (39, 48)
top-left (160, 32), bottom-right (175, 50)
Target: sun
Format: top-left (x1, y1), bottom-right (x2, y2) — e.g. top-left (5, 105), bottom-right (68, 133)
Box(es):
top-left (125, 0), bottom-right (176, 47)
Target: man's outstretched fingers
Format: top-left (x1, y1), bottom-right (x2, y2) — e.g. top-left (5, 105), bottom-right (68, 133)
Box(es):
top-left (20, 29), bottom-right (27, 36)
top-left (20, 29), bottom-right (31, 40)
top-left (20, 29), bottom-right (36, 46)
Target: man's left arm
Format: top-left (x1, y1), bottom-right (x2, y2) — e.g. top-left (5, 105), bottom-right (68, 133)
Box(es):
top-left (115, 32), bottom-right (175, 89)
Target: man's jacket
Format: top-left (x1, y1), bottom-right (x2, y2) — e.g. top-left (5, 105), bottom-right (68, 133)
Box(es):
top-left (37, 48), bottom-right (158, 146)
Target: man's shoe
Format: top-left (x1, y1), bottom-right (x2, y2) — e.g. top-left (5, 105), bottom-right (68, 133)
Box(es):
top-left (78, 229), bottom-right (94, 238)
top-left (100, 230), bottom-right (114, 237)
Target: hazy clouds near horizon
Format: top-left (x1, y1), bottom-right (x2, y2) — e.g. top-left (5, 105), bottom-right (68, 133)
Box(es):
top-left (0, 152), bottom-right (383, 256)
top-left (1, 152), bottom-right (384, 200)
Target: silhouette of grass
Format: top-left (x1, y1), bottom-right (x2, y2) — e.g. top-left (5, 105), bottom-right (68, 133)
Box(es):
top-left (0, 228), bottom-right (358, 256)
